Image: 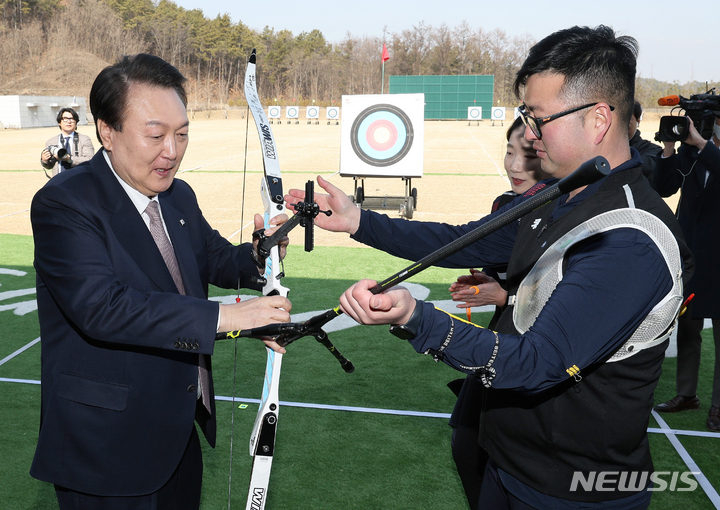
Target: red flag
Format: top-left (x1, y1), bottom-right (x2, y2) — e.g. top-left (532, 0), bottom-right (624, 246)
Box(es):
top-left (382, 43), bottom-right (390, 63)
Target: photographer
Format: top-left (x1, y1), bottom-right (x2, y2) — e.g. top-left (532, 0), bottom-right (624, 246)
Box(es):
top-left (652, 115), bottom-right (720, 431)
top-left (40, 107), bottom-right (94, 177)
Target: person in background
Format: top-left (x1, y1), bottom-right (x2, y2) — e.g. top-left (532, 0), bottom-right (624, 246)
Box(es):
top-left (450, 116), bottom-right (550, 325)
top-left (628, 100), bottom-right (662, 181)
top-left (40, 107), bottom-right (95, 177)
top-left (652, 115), bottom-right (720, 431)
top-left (446, 115), bottom-right (550, 509)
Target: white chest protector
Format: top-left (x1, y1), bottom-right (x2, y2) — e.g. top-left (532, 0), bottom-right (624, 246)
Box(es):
top-left (510, 188), bottom-right (683, 363)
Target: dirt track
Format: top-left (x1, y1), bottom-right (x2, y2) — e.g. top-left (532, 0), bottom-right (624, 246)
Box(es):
top-left (0, 114), bottom-right (673, 248)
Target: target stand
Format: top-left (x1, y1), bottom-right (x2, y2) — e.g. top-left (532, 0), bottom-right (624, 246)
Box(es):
top-left (326, 107), bottom-right (340, 125)
top-left (467, 106), bottom-right (482, 126)
top-left (340, 94), bottom-right (424, 220)
top-left (351, 176), bottom-right (418, 219)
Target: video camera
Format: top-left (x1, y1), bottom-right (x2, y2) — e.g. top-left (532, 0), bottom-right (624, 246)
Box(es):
top-left (47, 145), bottom-right (68, 160)
top-left (655, 88), bottom-right (720, 142)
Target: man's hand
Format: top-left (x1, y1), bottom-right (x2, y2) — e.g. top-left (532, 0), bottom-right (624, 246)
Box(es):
top-left (284, 175), bottom-right (361, 235)
top-left (450, 269), bottom-right (507, 308)
top-left (41, 148), bottom-right (71, 164)
top-left (339, 279), bottom-right (415, 325)
top-left (219, 295), bottom-right (292, 353)
top-left (684, 117), bottom-right (709, 151)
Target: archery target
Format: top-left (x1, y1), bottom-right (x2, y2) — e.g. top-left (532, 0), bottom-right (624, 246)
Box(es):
top-left (492, 107), bottom-right (506, 121)
top-left (351, 104), bottom-right (413, 166)
top-left (468, 106), bottom-right (482, 120)
top-left (268, 106), bottom-right (281, 119)
top-left (286, 106), bottom-right (299, 119)
top-left (306, 106), bottom-right (319, 119)
top-left (326, 107), bottom-right (340, 120)
top-left (341, 94), bottom-right (424, 177)
top-left (514, 107), bottom-right (522, 119)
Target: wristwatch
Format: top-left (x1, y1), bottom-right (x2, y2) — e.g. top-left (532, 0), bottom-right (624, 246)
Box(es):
top-left (389, 300), bottom-right (423, 340)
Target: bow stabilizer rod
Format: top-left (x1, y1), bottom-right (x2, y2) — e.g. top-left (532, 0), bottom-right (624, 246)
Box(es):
top-left (370, 155), bottom-right (611, 294)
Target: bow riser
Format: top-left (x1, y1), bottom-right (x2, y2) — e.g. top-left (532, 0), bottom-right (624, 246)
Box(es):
top-left (260, 179), bottom-right (289, 298)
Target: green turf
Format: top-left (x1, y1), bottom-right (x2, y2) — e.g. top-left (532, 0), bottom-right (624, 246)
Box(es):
top-left (1, 233), bottom-right (719, 509)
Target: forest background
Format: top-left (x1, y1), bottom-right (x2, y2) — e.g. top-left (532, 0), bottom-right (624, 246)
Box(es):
top-left (1, 0), bottom-right (719, 114)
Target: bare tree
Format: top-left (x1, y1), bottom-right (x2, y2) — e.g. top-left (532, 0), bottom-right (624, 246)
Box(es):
top-left (0, 21), bottom-right (44, 92)
top-left (428, 23), bottom-right (457, 75)
top-left (2, 7), bottom-right (552, 110)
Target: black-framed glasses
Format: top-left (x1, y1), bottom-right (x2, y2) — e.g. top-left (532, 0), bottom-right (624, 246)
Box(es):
top-left (518, 102), bottom-right (614, 139)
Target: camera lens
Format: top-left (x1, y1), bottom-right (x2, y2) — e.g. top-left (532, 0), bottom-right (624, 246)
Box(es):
top-left (656, 116), bottom-right (690, 142)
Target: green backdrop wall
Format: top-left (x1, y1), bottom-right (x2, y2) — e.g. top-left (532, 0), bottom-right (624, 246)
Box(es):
top-left (389, 75), bottom-right (494, 120)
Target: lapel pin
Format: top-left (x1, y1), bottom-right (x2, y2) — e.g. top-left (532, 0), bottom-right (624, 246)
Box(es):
top-left (180, 219), bottom-right (185, 226)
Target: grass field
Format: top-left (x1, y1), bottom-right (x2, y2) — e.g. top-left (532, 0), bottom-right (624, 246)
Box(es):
top-left (1, 233), bottom-right (720, 509)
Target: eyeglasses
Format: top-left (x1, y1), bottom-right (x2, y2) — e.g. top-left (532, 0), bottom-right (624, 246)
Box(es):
top-left (518, 102), bottom-right (614, 139)
top-left (61, 117), bottom-right (76, 122)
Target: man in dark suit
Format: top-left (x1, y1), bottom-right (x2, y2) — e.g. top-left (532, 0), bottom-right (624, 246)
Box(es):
top-left (30, 54), bottom-right (291, 509)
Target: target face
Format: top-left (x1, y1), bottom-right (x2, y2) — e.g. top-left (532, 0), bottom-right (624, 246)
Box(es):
top-left (326, 107), bottom-right (340, 119)
top-left (286, 106), bottom-right (299, 119)
top-left (468, 107), bottom-right (482, 120)
top-left (350, 104), bottom-right (414, 167)
top-left (340, 93), bottom-right (423, 177)
top-left (307, 106), bottom-right (319, 119)
top-left (492, 107), bottom-right (506, 121)
top-left (268, 106), bottom-right (281, 118)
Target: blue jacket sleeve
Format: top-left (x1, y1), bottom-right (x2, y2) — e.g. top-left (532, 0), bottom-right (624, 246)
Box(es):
top-left (351, 202), bottom-right (520, 270)
top-left (406, 228), bottom-right (673, 394)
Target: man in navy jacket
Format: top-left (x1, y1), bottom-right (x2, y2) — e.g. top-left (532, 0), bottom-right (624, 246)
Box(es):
top-left (30, 54), bottom-right (291, 509)
top-left (288, 26), bottom-right (692, 509)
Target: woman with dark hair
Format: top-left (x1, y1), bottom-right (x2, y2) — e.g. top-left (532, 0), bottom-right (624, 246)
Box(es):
top-left (446, 116), bottom-right (549, 509)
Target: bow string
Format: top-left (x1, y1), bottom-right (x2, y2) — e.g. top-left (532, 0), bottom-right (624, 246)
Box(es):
top-left (227, 48), bottom-right (353, 510)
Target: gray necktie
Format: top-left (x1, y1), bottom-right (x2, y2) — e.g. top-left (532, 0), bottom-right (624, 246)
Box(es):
top-left (145, 201), bottom-right (211, 412)
top-left (61, 136), bottom-right (72, 171)
top-left (145, 201), bottom-right (185, 295)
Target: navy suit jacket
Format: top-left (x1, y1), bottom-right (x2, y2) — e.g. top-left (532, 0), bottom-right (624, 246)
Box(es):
top-left (29, 151), bottom-right (262, 496)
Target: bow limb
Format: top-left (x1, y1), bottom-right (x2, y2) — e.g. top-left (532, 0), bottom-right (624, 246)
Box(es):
top-left (245, 50), bottom-right (289, 299)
